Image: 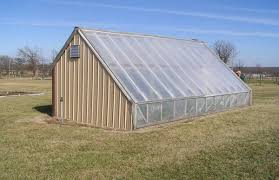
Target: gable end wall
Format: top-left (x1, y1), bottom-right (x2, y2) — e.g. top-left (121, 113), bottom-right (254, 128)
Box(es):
top-left (53, 31), bottom-right (133, 130)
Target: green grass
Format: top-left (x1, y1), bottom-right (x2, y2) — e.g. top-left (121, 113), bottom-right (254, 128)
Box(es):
top-left (0, 79), bottom-right (278, 179)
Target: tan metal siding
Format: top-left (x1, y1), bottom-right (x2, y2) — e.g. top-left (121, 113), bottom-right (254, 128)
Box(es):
top-left (92, 57), bottom-right (98, 126)
top-left (54, 31), bottom-right (133, 130)
top-left (87, 50), bottom-right (93, 124)
top-left (73, 34), bottom-right (78, 122)
top-left (107, 77), bottom-right (114, 128)
top-left (67, 43), bottom-right (74, 119)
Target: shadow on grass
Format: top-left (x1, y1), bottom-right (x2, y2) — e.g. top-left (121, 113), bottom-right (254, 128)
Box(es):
top-left (33, 105), bottom-right (52, 116)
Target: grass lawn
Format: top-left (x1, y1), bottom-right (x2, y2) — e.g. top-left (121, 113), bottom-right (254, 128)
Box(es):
top-left (0, 79), bottom-right (278, 179)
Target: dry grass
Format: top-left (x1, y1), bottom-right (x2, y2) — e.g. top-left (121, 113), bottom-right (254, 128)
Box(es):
top-left (0, 79), bottom-right (278, 179)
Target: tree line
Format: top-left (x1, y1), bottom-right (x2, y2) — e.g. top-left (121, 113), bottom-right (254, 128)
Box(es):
top-left (0, 46), bottom-right (57, 78)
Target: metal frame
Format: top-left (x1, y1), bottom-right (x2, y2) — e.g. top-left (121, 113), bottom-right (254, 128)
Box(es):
top-left (134, 91), bottom-right (251, 128)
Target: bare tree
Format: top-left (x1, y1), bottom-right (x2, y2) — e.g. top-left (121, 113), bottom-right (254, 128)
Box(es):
top-left (51, 49), bottom-right (58, 63)
top-left (17, 46), bottom-right (42, 77)
top-left (0, 56), bottom-right (13, 75)
top-left (14, 57), bottom-right (25, 76)
top-left (235, 59), bottom-right (245, 71)
top-left (256, 64), bottom-right (263, 85)
top-left (213, 40), bottom-right (237, 65)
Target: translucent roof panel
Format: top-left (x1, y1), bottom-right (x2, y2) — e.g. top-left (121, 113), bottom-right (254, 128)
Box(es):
top-left (81, 29), bottom-right (250, 103)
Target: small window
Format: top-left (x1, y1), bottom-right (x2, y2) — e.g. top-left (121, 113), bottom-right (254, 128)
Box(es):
top-left (70, 45), bottom-right (80, 58)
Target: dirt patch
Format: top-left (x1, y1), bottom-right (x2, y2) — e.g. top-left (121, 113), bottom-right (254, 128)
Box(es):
top-left (16, 115), bottom-right (56, 124)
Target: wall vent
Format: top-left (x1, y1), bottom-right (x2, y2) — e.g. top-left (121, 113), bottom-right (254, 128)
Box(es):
top-left (70, 45), bottom-right (80, 58)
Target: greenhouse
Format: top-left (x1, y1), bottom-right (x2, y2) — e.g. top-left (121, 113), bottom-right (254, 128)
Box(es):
top-left (53, 27), bottom-right (252, 130)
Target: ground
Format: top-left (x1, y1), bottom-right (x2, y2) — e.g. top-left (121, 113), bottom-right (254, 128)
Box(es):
top-left (0, 79), bottom-right (278, 179)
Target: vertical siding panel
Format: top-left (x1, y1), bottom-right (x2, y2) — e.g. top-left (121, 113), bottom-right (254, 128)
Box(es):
top-left (57, 60), bottom-right (61, 118)
top-left (91, 54), bottom-right (96, 125)
top-left (65, 47), bottom-right (69, 120)
top-left (124, 100), bottom-right (128, 130)
top-left (61, 55), bottom-right (65, 119)
top-left (72, 35), bottom-right (77, 122)
top-left (88, 51), bottom-right (93, 124)
top-left (106, 77), bottom-right (110, 127)
top-left (102, 71), bottom-right (108, 127)
top-left (96, 62), bottom-right (100, 126)
top-left (63, 53), bottom-right (66, 120)
top-left (101, 71), bottom-right (105, 127)
top-left (81, 40), bottom-right (85, 123)
top-left (68, 43), bottom-right (73, 121)
top-left (75, 34), bottom-right (79, 122)
top-left (114, 86), bottom-right (120, 129)
top-left (108, 78), bottom-right (114, 128)
top-left (78, 36), bottom-right (83, 123)
top-left (112, 83), bottom-right (116, 128)
top-left (118, 91), bottom-right (122, 129)
top-left (82, 41), bottom-right (88, 124)
top-left (120, 94), bottom-right (126, 130)
top-left (86, 48), bottom-right (90, 124)
top-left (98, 64), bottom-right (103, 127)
top-left (93, 57), bottom-right (98, 126)
top-left (76, 35), bottom-right (81, 122)
top-left (127, 103), bottom-right (133, 130)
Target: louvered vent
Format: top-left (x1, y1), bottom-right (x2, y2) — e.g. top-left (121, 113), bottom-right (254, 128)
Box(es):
top-left (70, 45), bottom-right (80, 58)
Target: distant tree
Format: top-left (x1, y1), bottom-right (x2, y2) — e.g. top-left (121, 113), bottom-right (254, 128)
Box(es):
top-left (51, 49), bottom-right (58, 63)
top-left (235, 59), bottom-right (245, 71)
top-left (0, 55), bottom-right (13, 75)
top-left (256, 64), bottom-right (263, 85)
top-left (213, 40), bottom-right (237, 65)
top-left (17, 46), bottom-right (42, 77)
top-left (14, 57), bottom-right (26, 76)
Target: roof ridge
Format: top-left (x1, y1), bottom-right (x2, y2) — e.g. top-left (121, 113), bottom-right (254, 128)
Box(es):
top-left (77, 26), bottom-right (206, 44)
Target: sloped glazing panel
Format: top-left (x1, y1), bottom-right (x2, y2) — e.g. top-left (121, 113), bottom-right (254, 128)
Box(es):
top-left (82, 29), bottom-right (250, 103)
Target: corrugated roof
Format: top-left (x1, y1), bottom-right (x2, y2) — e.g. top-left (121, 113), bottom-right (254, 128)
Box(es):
top-left (80, 28), bottom-right (250, 103)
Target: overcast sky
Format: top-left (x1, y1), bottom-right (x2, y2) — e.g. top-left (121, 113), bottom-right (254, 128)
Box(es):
top-left (0, 0), bottom-right (279, 66)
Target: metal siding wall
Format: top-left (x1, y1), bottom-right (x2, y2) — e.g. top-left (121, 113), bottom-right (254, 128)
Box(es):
top-left (54, 31), bottom-right (133, 130)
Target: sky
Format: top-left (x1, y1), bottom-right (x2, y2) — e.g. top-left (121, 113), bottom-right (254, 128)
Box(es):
top-left (0, 0), bottom-right (279, 66)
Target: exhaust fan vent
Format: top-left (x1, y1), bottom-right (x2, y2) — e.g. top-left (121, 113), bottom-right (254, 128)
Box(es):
top-left (70, 45), bottom-right (80, 58)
